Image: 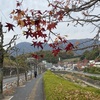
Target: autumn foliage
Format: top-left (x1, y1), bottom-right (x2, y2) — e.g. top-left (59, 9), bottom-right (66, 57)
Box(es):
top-left (5, 0), bottom-right (100, 59)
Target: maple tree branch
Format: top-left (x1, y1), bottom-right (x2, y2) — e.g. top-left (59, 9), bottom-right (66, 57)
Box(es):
top-left (73, 32), bottom-right (100, 51)
top-left (68, 14), bottom-right (100, 23)
top-left (70, 0), bottom-right (99, 12)
top-left (8, 0), bottom-right (100, 58)
top-left (46, 0), bottom-right (100, 30)
top-left (73, 44), bottom-right (100, 51)
top-left (3, 35), bottom-right (18, 53)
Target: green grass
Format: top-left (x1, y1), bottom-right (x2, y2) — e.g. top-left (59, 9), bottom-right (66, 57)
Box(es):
top-left (84, 67), bottom-right (100, 74)
top-left (88, 76), bottom-right (100, 81)
top-left (43, 71), bottom-right (100, 100)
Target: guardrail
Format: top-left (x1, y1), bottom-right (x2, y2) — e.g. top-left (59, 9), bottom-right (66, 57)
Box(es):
top-left (3, 75), bottom-right (31, 95)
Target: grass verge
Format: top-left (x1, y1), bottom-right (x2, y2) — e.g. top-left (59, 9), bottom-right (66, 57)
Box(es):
top-left (43, 71), bottom-right (100, 100)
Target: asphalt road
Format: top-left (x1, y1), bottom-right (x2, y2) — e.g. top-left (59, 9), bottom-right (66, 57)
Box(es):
top-left (3, 75), bottom-right (25, 85)
top-left (10, 74), bottom-right (44, 100)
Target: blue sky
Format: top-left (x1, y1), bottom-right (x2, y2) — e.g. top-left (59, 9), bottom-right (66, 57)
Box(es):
top-left (0, 0), bottom-right (99, 46)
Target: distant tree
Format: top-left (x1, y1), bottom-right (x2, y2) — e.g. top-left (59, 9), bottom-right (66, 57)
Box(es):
top-left (58, 51), bottom-right (74, 59)
top-left (91, 48), bottom-right (100, 60)
top-left (80, 50), bottom-right (90, 60)
top-left (80, 48), bottom-right (100, 60)
top-left (10, 56), bottom-right (16, 61)
top-left (34, 51), bottom-right (59, 64)
top-left (16, 54), bottom-right (29, 81)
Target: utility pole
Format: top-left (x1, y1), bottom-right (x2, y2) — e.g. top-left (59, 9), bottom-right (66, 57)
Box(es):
top-left (0, 22), bottom-right (4, 99)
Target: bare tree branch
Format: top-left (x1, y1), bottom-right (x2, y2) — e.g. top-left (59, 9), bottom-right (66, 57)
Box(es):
top-left (73, 44), bottom-right (100, 51)
top-left (4, 35), bottom-right (18, 53)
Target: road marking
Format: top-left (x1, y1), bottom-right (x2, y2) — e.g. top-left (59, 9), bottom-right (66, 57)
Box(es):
top-left (8, 96), bottom-right (13, 100)
top-left (3, 96), bottom-right (13, 100)
top-left (19, 85), bottom-right (26, 87)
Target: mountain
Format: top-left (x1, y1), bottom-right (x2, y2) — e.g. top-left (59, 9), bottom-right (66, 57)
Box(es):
top-left (11, 38), bottom-right (99, 56)
top-left (69, 38), bottom-right (94, 55)
top-left (15, 42), bottom-right (36, 53)
top-left (11, 42), bottom-right (52, 56)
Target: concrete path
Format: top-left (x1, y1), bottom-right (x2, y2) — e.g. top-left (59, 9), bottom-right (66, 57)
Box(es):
top-left (10, 74), bottom-right (44, 100)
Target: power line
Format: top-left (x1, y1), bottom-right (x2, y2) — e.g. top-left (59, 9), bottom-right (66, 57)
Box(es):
top-left (0, 9), bottom-right (9, 22)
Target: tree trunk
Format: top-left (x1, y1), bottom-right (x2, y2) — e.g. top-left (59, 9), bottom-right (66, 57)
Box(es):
top-left (0, 56), bottom-right (3, 99)
top-left (0, 22), bottom-right (4, 99)
top-left (16, 67), bottom-right (19, 86)
top-left (25, 70), bottom-right (27, 81)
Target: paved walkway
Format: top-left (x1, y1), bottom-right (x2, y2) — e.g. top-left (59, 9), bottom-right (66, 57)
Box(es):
top-left (8, 74), bottom-right (44, 100)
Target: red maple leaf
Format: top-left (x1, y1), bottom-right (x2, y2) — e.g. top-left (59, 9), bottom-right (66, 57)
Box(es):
top-left (15, 9), bottom-right (21, 14)
top-left (37, 41), bottom-right (43, 49)
top-left (41, 20), bottom-right (46, 26)
top-left (47, 22), bottom-right (57, 30)
top-left (24, 31), bottom-right (31, 39)
top-left (23, 19), bottom-right (28, 26)
top-left (41, 28), bottom-right (45, 31)
top-left (52, 48), bottom-right (61, 56)
top-left (16, 1), bottom-right (21, 7)
top-left (35, 19), bottom-right (40, 26)
top-left (32, 42), bottom-right (37, 48)
top-left (65, 43), bottom-right (74, 51)
top-left (63, 39), bottom-right (67, 44)
top-left (36, 30), bottom-right (47, 38)
top-left (49, 43), bottom-right (56, 49)
top-left (40, 55), bottom-right (44, 58)
top-left (31, 31), bottom-right (37, 39)
top-left (38, 10), bottom-right (42, 14)
top-left (32, 54), bottom-right (39, 59)
top-left (5, 23), bottom-right (15, 31)
top-left (44, 39), bottom-right (47, 42)
top-left (24, 28), bottom-right (33, 38)
top-left (37, 30), bottom-right (43, 37)
top-left (42, 33), bottom-right (47, 38)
